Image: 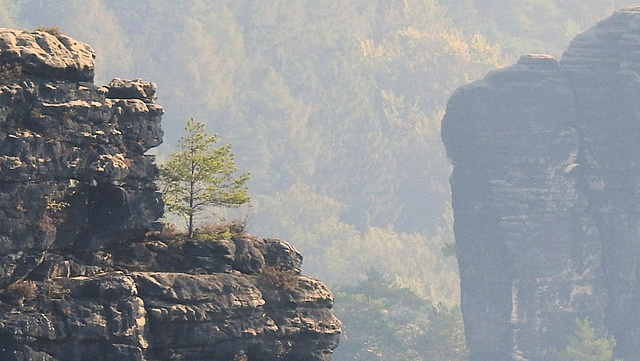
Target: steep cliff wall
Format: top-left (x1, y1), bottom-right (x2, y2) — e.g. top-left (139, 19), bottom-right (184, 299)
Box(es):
top-left (0, 28), bottom-right (340, 361)
top-left (442, 8), bottom-right (640, 361)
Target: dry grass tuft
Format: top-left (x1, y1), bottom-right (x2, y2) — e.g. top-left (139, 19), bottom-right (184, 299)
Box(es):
top-left (8, 280), bottom-right (38, 301)
top-left (36, 26), bottom-right (61, 37)
top-left (259, 265), bottom-right (299, 290)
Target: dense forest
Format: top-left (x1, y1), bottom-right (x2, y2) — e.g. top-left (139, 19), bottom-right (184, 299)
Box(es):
top-left (3, 1), bottom-right (637, 359)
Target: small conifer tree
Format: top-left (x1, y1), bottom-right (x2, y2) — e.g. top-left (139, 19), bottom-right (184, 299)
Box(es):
top-left (159, 118), bottom-right (249, 237)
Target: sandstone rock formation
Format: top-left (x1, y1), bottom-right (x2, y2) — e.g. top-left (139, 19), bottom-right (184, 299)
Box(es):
top-left (442, 7), bottom-right (640, 361)
top-left (0, 28), bottom-right (340, 361)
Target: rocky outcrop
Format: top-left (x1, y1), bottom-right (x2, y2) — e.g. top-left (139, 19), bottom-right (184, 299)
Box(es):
top-left (0, 28), bottom-right (340, 361)
top-left (0, 28), bottom-right (95, 82)
top-left (444, 54), bottom-right (579, 361)
top-left (442, 7), bottom-right (640, 361)
top-left (442, 8), bottom-right (640, 361)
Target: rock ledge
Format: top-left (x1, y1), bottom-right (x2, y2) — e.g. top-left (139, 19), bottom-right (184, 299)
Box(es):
top-left (0, 29), bottom-right (341, 361)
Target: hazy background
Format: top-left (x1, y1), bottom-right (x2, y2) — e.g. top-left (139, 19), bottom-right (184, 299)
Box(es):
top-left (2, 1), bottom-right (636, 359)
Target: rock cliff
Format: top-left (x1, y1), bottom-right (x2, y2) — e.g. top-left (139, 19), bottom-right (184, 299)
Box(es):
top-left (0, 28), bottom-right (340, 361)
top-left (442, 8), bottom-right (640, 361)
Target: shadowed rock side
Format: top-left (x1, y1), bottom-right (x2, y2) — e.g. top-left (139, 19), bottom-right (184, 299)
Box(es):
top-left (0, 28), bottom-right (340, 361)
top-left (442, 8), bottom-right (640, 361)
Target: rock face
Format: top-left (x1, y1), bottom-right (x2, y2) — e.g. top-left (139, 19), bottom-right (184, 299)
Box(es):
top-left (442, 8), bottom-right (640, 361)
top-left (0, 28), bottom-right (340, 361)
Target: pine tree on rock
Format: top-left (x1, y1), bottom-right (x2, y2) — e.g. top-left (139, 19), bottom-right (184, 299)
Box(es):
top-left (159, 118), bottom-right (250, 237)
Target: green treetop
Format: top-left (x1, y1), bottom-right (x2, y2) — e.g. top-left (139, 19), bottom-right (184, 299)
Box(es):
top-left (159, 118), bottom-right (250, 237)
top-left (556, 319), bottom-right (622, 361)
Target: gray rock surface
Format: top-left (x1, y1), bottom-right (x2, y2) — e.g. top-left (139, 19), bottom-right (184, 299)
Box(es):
top-left (0, 28), bottom-right (95, 82)
top-left (443, 7), bottom-right (640, 361)
top-left (0, 29), bottom-right (341, 361)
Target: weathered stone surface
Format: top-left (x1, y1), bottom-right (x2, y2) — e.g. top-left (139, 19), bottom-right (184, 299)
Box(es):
top-left (0, 53), bottom-right (163, 287)
top-left (0, 274), bottom-right (148, 361)
top-left (262, 238), bottom-right (303, 273)
top-left (0, 238), bottom-right (341, 361)
top-left (443, 7), bottom-right (640, 361)
top-left (106, 78), bottom-right (157, 102)
top-left (0, 29), bottom-right (341, 361)
top-left (0, 28), bottom-right (95, 82)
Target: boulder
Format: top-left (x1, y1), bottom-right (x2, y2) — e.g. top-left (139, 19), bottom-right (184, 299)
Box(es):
top-left (0, 28), bottom-right (95, 82)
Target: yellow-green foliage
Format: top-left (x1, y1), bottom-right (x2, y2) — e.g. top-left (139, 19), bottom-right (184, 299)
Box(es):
top-left (159, 119), bottom-right (250, 238)
top-left (159, 221), bottom-right (244, 241)
top-left (45, 196), bottom-right (69, 213)
top-left (253, 183), bottom-right (460, 304)
top-left (555, 319), bottom-right (622, 361)
top-left (193, 224), bottom-right (233, 242)
top-left (333, 271), bottom-right (467, 361)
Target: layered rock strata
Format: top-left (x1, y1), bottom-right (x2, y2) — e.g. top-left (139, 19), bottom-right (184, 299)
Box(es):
top-left (0, 28), bottom-right (340, 361)
top-left (442, 7), bottom-right (640, 361)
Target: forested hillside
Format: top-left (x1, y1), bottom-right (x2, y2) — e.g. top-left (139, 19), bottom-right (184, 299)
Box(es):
top-left (448, 0), bottom-right (639, 55)
top-left (2, 1), bottom-right (635, 359)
